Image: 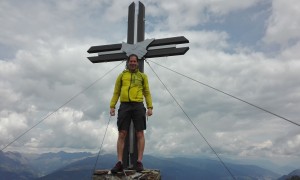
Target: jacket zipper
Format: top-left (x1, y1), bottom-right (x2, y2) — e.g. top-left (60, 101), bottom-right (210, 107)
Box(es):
top-left (128, 73), bottom-right (132, 102)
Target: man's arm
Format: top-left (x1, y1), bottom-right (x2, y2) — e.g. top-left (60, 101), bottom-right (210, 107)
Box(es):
top-left (142, 74), bottom-right (153, 116)
top-left (109, 74), bottom-right (122, 116)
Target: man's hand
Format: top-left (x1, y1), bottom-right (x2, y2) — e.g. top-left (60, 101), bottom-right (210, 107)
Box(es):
top-left (110, 108), bottom-right (115, 116)
top-left (147, 108), bottom-right (153, 116)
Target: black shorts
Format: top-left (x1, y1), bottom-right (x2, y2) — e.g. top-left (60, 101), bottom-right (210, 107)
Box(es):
top-left (117, 102), bottom-right (146, 131)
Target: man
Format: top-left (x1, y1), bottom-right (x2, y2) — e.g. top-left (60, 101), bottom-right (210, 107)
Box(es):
top-left (110, 54), bottom-right (153, 173)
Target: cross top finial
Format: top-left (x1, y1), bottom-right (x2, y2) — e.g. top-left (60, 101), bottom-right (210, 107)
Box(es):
top-left (121, 39), bottom-right (154, 59)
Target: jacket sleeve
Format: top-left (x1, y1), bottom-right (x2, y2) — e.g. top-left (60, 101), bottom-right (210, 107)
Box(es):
top-left (142, 74), bottom-right (153, 109)
top-left (110, 73), bottom-right (122, 108)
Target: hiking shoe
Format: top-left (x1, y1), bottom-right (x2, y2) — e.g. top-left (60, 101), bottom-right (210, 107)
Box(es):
top-left (111, 161), bottom-right (123, 174)
top-left (136, 161), bottom-right (144, 172)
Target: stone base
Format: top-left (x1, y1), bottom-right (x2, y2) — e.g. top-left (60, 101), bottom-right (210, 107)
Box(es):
top-left (93, 169), bottom-right (161, 180)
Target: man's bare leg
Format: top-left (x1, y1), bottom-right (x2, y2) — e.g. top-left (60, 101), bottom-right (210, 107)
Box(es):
top-left (117, 130), bottom-right (127, 162)
top-left (136, 130), bottom-right (145, 162)
top-left (111, 130), bottom-right (127, 173)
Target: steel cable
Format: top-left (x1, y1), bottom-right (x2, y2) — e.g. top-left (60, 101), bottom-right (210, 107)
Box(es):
top-left (146, 60), bottom-right (237, 180)
top-left (91, 115), bottom-right (112, 178)
top-left (148, 60), bottom-right (299, 127)
top-left (1, 61), bottom-right (124, 151)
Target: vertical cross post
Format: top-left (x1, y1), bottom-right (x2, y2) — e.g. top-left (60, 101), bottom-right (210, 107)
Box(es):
top-left (137, 2), bottom-right (145, 72)
top-left (125, 2), bottom-right (146, 169)
top-left (125, 2), bottom-right (137, 169)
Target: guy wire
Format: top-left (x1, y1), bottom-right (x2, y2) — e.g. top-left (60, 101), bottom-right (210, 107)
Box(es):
top-left (145, 60), bottom-right (236, 180)
top-left (91, 115), bottom-right (112, 178)
top-left (1, 61), bottom-right (124, 151)
top-left (148, 60), bottom-right (299, 127)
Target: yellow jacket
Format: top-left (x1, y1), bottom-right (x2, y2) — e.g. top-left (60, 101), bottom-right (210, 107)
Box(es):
top-left (110, 69), bottom-right (153, 109)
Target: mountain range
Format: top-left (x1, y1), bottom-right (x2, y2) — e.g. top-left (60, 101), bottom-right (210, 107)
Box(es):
top-left (0, 150), bottom-right (299, 180)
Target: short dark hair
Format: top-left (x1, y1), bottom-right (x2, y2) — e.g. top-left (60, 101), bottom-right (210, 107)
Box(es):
top-left (127, 54), bottom-right (138, 62)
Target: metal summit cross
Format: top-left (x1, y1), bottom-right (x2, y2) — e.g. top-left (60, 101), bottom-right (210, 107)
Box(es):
top-left (87, 1), bottom-right (189, 169)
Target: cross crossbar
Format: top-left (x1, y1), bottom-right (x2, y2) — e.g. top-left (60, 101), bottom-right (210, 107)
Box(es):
top-left (87, 36), bottom-right (189, 63)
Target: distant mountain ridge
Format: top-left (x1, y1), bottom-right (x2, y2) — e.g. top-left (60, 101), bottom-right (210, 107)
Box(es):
top-left (1, 150), bottom-right (299, 180)
top-left (0, 150), bottom-right (93, 179)
top-left (0, 151), bottom-right (36, 179)
top-left (26, 151), bottom-right (93, 176)
top-left (278, 169), bottom-right (300, 180)
top-left (33, 153), bottom-right (281, 180)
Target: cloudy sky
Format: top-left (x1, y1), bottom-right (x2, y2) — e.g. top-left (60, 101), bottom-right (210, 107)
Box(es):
top-left (1, 0), bottom-right (300, 171)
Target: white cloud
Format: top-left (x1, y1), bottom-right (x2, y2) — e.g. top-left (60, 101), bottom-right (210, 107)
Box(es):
top-left (144, 0), bottom-right (261, 31)
top-left (0, 111), bottom-right (28, 145)
top-left (264, 0), bottom-right (300, 45)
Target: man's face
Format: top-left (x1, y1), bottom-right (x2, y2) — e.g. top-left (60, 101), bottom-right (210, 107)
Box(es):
top-left (128, 56), bottom-right (138, 71)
